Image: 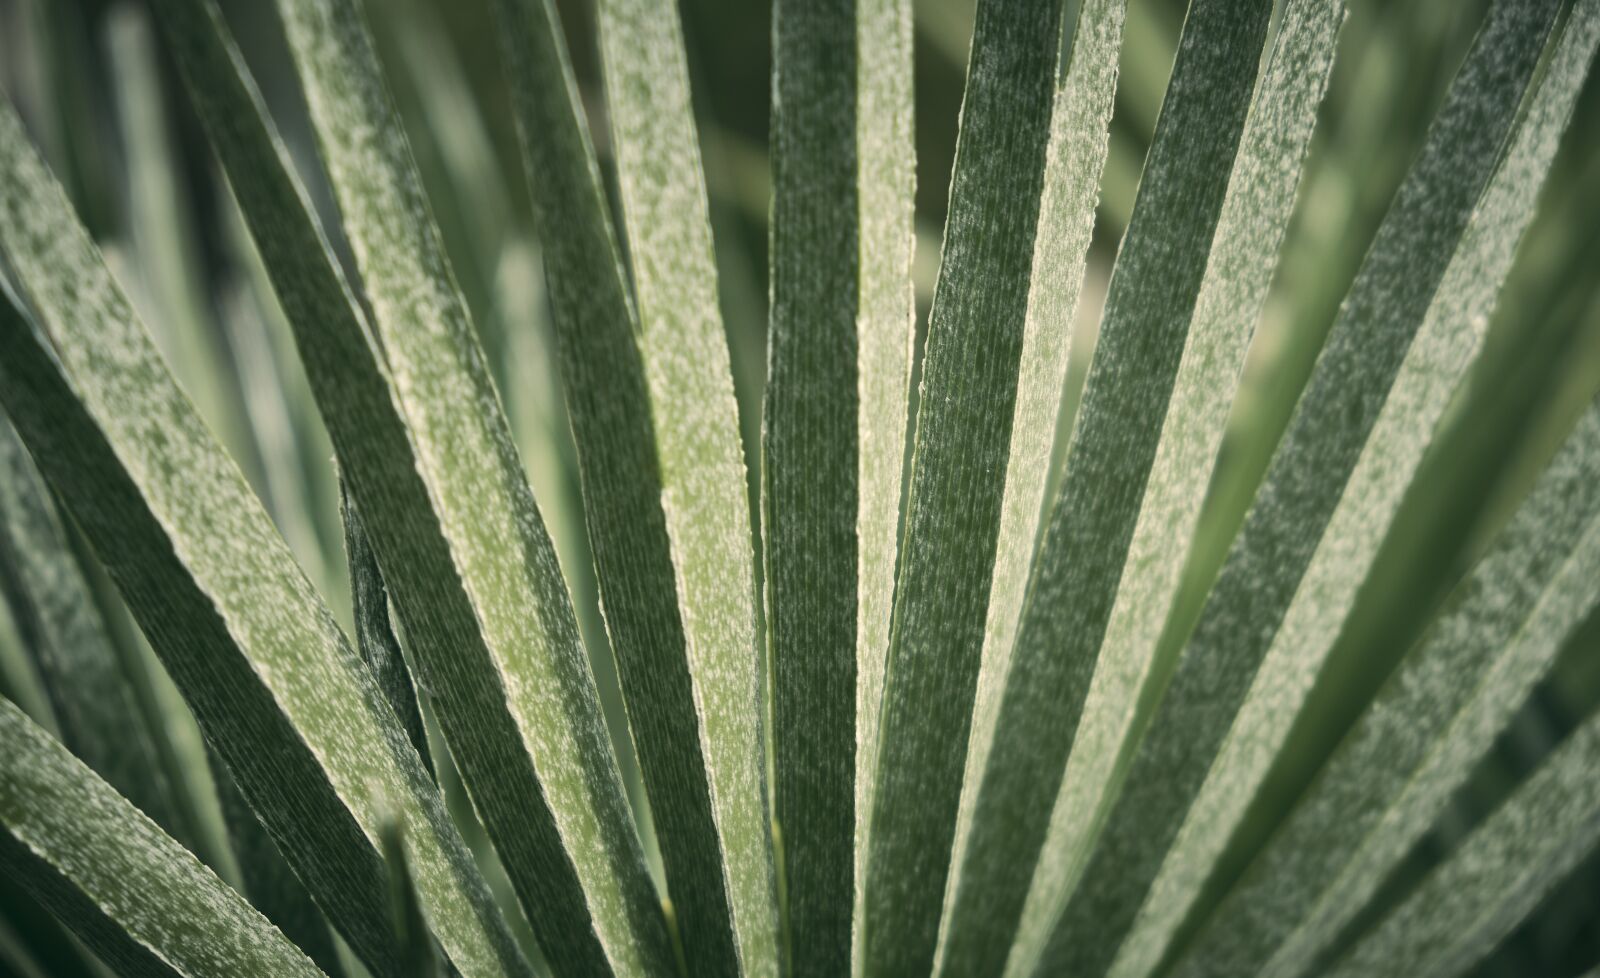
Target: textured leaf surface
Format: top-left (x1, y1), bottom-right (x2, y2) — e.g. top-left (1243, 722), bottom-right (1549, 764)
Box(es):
top-left (1051, 4), bottom-right (1565, 976)
top-left (1325, 701), bottom-right (1600, 978)
top-left (763, 0), bottom-right (864, 973)
top-left (859, 0), bottom-right (1065, 969)
top-left (155, 0), bottom-right (670, 972)
top-left (933, 0), bottom-right (1126, 971)
top-left (596, 0), bottom-right (780, 972)
top-left (209, 752), bottom-right (346, 978)
top-left (0, 698), bottom-right (326, 978)
top-left (1183, 407), bottom-right (1600, 978)
top-left (941, 0), bottom-right (1316, 971)
top-left (993, 2), bottom-right (1341, 973)
top-left (487, 0), bottom-right (752, 971)
top-left (340, 482), bottom-right (429, 777)
top-left (851, 0), bottom-right (917, 965)
top-left (0, 94), bottom-right (525, 978)
top-left (1171, 12), bottom-right (1600, 971)
top-left (0, 419), bottom-right (184, 842)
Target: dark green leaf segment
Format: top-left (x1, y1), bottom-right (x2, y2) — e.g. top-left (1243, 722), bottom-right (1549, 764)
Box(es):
top-left (488, 0), bottom-right (754, 972)
top-left (0, 698), bottom-right (327, 978)
top-left (765, 1), bottom-right (858, 976)
top-left (860, 0), bottom-right (1064, 971)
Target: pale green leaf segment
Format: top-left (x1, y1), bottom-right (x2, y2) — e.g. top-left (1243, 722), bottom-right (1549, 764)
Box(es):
top-left (0, 102), bottom-right (527, 978)
top-left (851, 0), bottom-right (916, 966)
top-left (859, 0), bottom-right (1065, 970)
top-left (942, 7), bottom-right (1127, 965)
top-left (1326, 699), bottom-right (1600, 978)
top-left (0, 419), bottom-right (186, 843)
top-left (0, 592), bottom-right (54, 736)
top-left (209, 750), bottom-right (347, 978)
top-left (105, 6), bottom-right (259, 485)
top-left (0, 698), bottom-right (326, 978)
top-left (152, 0), bottom-right (670, 973)
top-left (948, 0), bottom-right (1318, 970)
top-left (487, 0), bottom-right (759, 972)
top-left (998, 2), bottom-right (1345, 973)
top-left (1180, 411), bottom-right (1600, 978)
top-left (595, 0), bottom-right (781, 974)
top-left (764, 0), bottom-right (866, 974)
top-left (1172, 11), bottom-right (1600, 972)
top-left (1028, 2), bottom-right (1565, 976)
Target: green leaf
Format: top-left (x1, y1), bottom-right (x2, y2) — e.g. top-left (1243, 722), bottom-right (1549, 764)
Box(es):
top-left (0, 579), bottom-right (55, 734)
top-left (1019, 3), bottom-right (1567, 976)
top-left (0, 418), bottom-right (186, 843)
top-left (763, 0), bottom-right (884, 971)
top-left (850, 0), bottom-right (917, 969)
top-left (593, 0), bottom-right (783, 972)
top-left (0, 696), bottom-right (327, 978)
top-left (1180, 412), bottom-right (1600, 978)
top-left (485, 0), bottom-right (747, 971)
top-left (931, 0), bottom-right (1125, 970)
top-left (0, 100), bottom-right (528, 978)
top-left (104, 6), bottom-right (261, 486)
top-left (151, 0), bottom-right (671, 972)
top-left (1325, 699), bottom-right (1600, 978)
top-left (939, 0), bottom-right (1307, 971)
top-left (995, 0), bottom-right (1340, 969)
top-left (339, 480), bottom-right (430, 777)
top-left (215, 223), bottom-right (341, 603)
top-left (379, 811), bottom-right (444, 978)
top-left (943, 7), bottom-right (1127, 955)
top-left (857, 0), bottom-right (1065, 969)
top-left (206, 739), bottom-right (346, 978)
top-left (1168, 10), bottom-right (1600, 972)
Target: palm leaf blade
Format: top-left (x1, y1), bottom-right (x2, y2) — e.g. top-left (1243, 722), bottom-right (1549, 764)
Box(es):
top-left (0, 99), bottom-right (526, 978)
top-left (0, 699), bottom-right (326, 978)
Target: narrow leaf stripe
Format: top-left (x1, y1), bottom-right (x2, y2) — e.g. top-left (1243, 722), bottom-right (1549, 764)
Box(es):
top-left (1255, 429), bottom-right (1600, 978)
top-left (935, 0), bottom-right (1127, 972)
top-left (1171, 12), bottom-right (1600, 970)
top-left (0, 699), bottom-right (326, 978)
top-left (241, 0), bottom-right (676, 972)
top-left (0, 581), bottom-right (56, 733)
top-left (152, 1), bottom-right (650, 970)
top-left (105, 7), bottom-right (259, 482)
top-left (1325, 701), bottom-right (1600, 978)
top-left (341, 482), bottom-right (430, 777)
top-left (1076, 4), bottom-right (1565, 976)
top-left (0, 419), bottom-right (185, 841)
top-left (209, 752), bottom-right (347, 978)
top-left (860, 0), bottom-right (1065, 969)
top-left (999, 3), bottom-right (1346, 974)
top-left (939, 1), bottom-right (1291, 974)
top-left (851, 0), bottom-right (916, 963)
top-left (596, 0), bottom-right (780, 972)
top-left (379, 817), bottom-right (443, 978)
top-left (0, 105), bottom-right (525, 978)
top-left (487, 0), bottom-right (747, 970)
top-left (765, 0), bottom-right (858, 974)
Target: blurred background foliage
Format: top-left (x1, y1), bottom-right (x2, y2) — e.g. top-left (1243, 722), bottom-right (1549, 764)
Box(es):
top-left (0, 0), bottom-right (1598, 974)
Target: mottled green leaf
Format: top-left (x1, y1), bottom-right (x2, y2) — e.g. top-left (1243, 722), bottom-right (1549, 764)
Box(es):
top-left (859, 0), bottom-right (1066, 969)
top-left (1170, 12), bottom-right (1600, 971)
top-left (0, 698), bottom-right (326, 978)
top-left (1325, 701), bottom-right (1600, 978)
top-left (595, 0), bottom-right (783, 972)
top-left (1030, 3), bottom-right (1565, 976)
top-left (0, 100), bottom-right (527, 978)
top-left (151, 0), bottom-right (670, 972)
